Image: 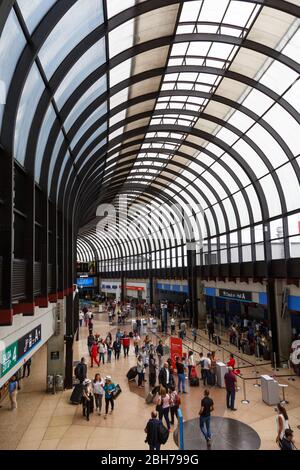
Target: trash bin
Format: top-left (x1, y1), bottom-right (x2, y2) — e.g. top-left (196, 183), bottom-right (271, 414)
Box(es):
top-left (55, 374), bottom-right (64, 391)
top-left (47, 374), bottom-right (55, 393)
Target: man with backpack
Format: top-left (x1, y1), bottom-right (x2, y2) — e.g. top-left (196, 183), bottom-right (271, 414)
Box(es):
top-left (144, 411), bottom-right (168, 450)
top-left (74, 357), bottom-right (87, 384)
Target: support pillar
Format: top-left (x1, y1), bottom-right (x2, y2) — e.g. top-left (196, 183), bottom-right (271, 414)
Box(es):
top-left (266, 278), bottom-right (280, 367)
top-left (273, 280), bottom-right (292, 365)
top-left (0, 148), bottom-right (14, 325)
top-left (47, 299), bottom-right (65, 383)
top-left (197, 278), bottom-right (207, 329)
top-left (187, 246), bottom-right (197, 328)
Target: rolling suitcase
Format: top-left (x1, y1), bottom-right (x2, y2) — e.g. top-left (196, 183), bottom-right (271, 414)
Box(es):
top-left (189, 377), bottom-right (200, 386)
top-left (146, 392), bottom-right (154, 404)
top-left (70, 383), bottom-right (84, 405)
top-left (207, 372), bottom-right (216, 386)
top-left (243, 343), bottom-right (252, 355)
top-left (127, 366), bottom-right (138, 381)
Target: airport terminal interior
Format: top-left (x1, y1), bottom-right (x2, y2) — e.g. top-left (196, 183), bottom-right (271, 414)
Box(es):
top-left (1, 0), bottom-right (300, 452)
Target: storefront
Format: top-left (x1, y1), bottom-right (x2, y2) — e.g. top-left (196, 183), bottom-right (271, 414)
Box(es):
top-left (77, 276), bottom-right (98, 299)
top-left (156, 281), bottom-right (189, 304)
top-left (204, 287), bottom-right (268, 328)
top-left (100, 281), bottom-right (121, 301)
top-left (126, 282), bottom-right (148, 301)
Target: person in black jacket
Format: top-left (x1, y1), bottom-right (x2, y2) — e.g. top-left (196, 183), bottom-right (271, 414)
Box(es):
top-left (75, 357), bottom-right (87, 384)
top-left (156, 340), bottom-right (164, 369)
top-left (113, 339), bottom-right (121, 360)
top-left (22, 358), bottom-right (32, 378)
top-left (144, 411), bottom-right (162, 451)
top-left (280, 429), bottom-right (297, 450)
top-left (158, 362), bottom-right (171, 390)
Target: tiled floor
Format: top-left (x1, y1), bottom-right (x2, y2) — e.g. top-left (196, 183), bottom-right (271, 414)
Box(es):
top-left (1, 311), bottom-right (300, 450)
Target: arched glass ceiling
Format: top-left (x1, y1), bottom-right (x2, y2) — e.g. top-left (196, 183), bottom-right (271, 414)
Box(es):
top-left (0, 1), bottom-right (300, 269)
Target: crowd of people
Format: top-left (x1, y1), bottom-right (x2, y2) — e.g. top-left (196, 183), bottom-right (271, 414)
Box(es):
top-left (76, 302), bottom-right (297, 451)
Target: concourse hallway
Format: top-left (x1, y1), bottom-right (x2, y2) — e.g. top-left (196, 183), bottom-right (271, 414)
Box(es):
top-left (1, 310), bottom-right (300, 451)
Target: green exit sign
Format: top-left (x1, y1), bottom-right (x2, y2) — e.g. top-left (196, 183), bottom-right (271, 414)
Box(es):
top-left (0, 341), bottom-right (18, 378)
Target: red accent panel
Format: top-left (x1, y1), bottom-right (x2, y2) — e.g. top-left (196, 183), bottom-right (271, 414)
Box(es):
top-left (57, 291), bottom-right (64, 299)
top-left (49, 293), bottom-right (58, 303)
top-left (0, 309), bottom-right (13, 326)
top-left (13, 302), bottom-right (35, 316)
top-left (35, 297), bottom-right (48, 308)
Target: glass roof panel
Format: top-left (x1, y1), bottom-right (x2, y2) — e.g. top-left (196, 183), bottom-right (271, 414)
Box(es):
top-left (14, 63), bottom-right (45, 165)
top-left (17, 0), bottom-right (57, 34)
top-left (55, 38), bottom-right (106, 109)
top-left (0, 10), bottom-right (26, 131)
top-left (35, 103), bottom-right (57, 182)
top-left (38, 0), bottom-right (103, 79)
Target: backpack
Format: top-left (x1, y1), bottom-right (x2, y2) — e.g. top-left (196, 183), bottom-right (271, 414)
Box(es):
top-left (175, 394), bottom-right (181, 407)
top-left (158, 422), bottom-right (169, 445)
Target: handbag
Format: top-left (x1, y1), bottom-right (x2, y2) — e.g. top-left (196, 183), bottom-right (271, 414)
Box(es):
top-left (112, 384), bottom-right (122, 400)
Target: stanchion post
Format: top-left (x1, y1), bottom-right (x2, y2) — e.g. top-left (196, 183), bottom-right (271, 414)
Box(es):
top-left (222, 348), bottom-right (225, 363)
top-left (241, 378), bottom-right (250, 404)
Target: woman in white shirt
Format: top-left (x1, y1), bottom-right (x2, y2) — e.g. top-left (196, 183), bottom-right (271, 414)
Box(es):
top-left (276, 403), bottom-right (290, 446)
top-left (93, 374), bottom-right (105, 415)
top-left (99, 340), bottom-right (107, 364)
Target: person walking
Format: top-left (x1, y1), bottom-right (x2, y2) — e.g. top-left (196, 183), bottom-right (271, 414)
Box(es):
top-left (156, 340), bottom-right (164, 369)
top-left (202, 353), bottom-right (212, 386)
top-left (99, 340), bottom-right (107, 365)
top-left (22, 358), bottom-right (32, 378)
top-left (79, 310), bottom-right (84, 327)
top-left (171, 317), bottom-right (176, 335)
top-left (103, 376), bottom-right (116, 419)
top-left (133, 332), bottom-right (140, 357)
top-left (169, 386), bottom-right (180, 425)
top-left (87, 332), bottom-right (95, 356)
top-left (137, 355), bottom-right (145, 388)
top-left (187, 351), bottom-right (195, 379)
top-left (227, 353), bottom-right (236, 369)
top-left (275, 403), bottom-right (290, 447)
top-left (160, 387), bottom-right (171, 431)
top-left (74, 357), bottom-right (87, 384)
top-left (93, 373), bottom-right (104, 415)
top-left (122, 333), bottom-right (130, 357)
top-left (82, 379), bottom-right (94, 421)
top-left (192, 327), bottom-right (197, 343)
top-left (105, 332), bottom-right (113, 363)
top-left (197, 352), bottom-right (205, 382)
top-left (279, 429), bottom-right (297, 450)
top-left (207, 320), bottom-right (215, 342)
top-left (149, 353), bottom-right (157, 388)
top-left (224, 366), bottom-right (238, 411)
top-left (90, 341), bottom-right (100, 368)
top-left (176, 357), bottom-right (187, 394)
top-left (9, 376), bottom-right (18, 410)
top-left (113, 338), bottom-right (121, 360)
top-left (144, 411), bottom-right (162, 451)
top-left (158, 362), bottom-right (171, 390)
top-left (199, 389), bottom-right (214, 447)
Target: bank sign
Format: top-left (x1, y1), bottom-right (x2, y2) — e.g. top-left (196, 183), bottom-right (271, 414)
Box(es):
top-left (0, 325), bottom-right (41, 379)
top-left (219, 289), bottom-right (252, 302)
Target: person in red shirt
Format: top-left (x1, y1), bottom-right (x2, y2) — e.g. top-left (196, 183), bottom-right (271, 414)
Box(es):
top-left (122, 333), bottom-right (130, 357)
top-left (227, 353), bottom-right (236, 369)
top-left (90, 342), bottom-right (100, 367)
top-left (224, 367), bottom-right (238, 411)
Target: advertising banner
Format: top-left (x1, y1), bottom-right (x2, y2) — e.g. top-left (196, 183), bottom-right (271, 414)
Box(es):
top-left (0, 325), bottom-right (42, 379)
top-left (0, 341), bottom-right (18, 379)
top-left (170, 337), bottom-right (183, 369)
